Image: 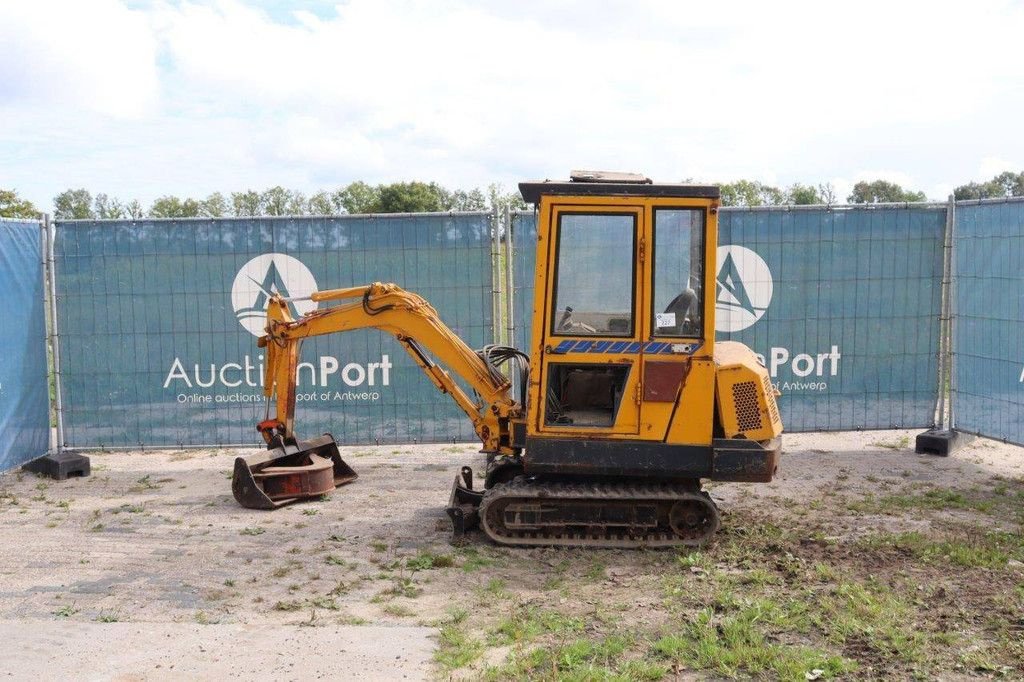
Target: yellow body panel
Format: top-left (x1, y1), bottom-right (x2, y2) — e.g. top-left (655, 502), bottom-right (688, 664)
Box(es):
top-left (714, 341), bottom-right (783, 441)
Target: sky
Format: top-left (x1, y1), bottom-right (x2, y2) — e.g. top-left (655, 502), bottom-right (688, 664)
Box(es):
top-left (2, 0), bottom-right (1024, 211)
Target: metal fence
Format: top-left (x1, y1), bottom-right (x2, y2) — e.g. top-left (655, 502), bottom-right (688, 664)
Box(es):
top-left (507, 204), bottom-right (947, 432)
top-left (25, 195), bottom-right (1024, 453)
top-left (0, 218), bottom-right (49, 469)
top-left (951, 198), bottom-right (1024, 445)
top-left (52, 213), bottom-right (495, 448)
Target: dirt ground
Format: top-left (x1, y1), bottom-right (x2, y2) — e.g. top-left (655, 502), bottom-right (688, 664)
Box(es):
top-left (0, 430), bottom-right (1022, 680)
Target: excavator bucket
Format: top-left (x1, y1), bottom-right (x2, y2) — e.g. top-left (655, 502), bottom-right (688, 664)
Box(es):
top-left (232, 433), bottom-right (357, 510)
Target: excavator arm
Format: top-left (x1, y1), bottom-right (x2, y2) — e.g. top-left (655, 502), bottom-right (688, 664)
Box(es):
top-left (232, 282), bottom-right (525, 510)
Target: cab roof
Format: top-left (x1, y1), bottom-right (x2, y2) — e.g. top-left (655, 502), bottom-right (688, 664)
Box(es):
top-left (519, 170), bottom-right (720, 204)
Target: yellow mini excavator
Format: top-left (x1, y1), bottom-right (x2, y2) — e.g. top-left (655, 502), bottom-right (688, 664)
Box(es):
top-left (231, 172), bottom-right (782, 547)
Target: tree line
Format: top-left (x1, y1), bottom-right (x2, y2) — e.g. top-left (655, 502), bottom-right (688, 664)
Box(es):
top-left (47, 182), bottom-right (526, 220)
top-left (3, 171), bottom-right (1024, 220)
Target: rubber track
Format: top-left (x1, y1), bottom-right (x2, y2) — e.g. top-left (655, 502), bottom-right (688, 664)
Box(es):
top-left (478, 479), bottom-right (719, 548)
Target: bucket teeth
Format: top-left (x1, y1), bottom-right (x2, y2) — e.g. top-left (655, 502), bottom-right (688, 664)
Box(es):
top-left (232, 433), bottom-right (357, 509)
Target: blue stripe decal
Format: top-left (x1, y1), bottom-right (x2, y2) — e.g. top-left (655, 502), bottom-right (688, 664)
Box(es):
top-left (590, 341), bottom-right (612, 353)
top-left (573, 340), bottom-right (594, 352)
top-left (644, 342), bottom-right (666, 354)
top-left (552, 340), bottom-right (575, 354)
top-left (625, 342), bottom-right (643, 354)
top-left (660, 344), bottom-right (676, 354)
top-left (606, 341), bottom-right (629, 353)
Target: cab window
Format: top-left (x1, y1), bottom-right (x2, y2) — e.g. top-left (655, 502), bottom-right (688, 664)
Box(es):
top-left (652, 208), bottom-right (704, 337)
top-left (552, 213), bottom-right (636, 336)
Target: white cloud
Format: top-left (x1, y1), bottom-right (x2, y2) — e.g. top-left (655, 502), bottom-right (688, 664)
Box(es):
top-left (2, 0), bottom-right (1024, 208)
top-left (0, 0), bottom-right (159, 118)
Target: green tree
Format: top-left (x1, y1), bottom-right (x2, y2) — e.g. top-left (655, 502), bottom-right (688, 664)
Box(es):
top-left (201, 192), bottom-right (229, 217)
top-left (488, 183), bottom-right (528, 213)
top-left (953, 171), bottom-right (1024, 200)
top-left (231, 190), bottom-right (262, 217)
top-left (332, 181), bottom-right (381, 214)
top-left (375, 181), bottom-right (449, 213)
top-left (149, 196), bottom-right (202, 218)
top-left (719, 180), bottom-right (785, 207)
top-left (785, 183), bottom-right (822, 205)
top-left (847, 180), bottom-right (927, 203)
top-left (93, 193), bottom-right (125, 219)
top-left (125, 199), bottom-right (145, 220)
top-left (53, 189), bottom-right (95, 219)
top-left (307, 191), bottom-right (334, 215)
top-left (260, 186), bottom-right (307, 216)
top-left (449, 188), bottom-right (488, 211)
top-left (0, 188), bottom-right (38, 218)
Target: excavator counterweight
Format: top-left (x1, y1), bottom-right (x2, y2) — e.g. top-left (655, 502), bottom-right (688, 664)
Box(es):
top-left (230, 172), bottom-right (782, 548)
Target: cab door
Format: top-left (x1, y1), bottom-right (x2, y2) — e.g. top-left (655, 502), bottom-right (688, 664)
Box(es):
top-left (534, 203), bottom-right (644, 437)
top-left (638, 201), bottom-right (716, 444)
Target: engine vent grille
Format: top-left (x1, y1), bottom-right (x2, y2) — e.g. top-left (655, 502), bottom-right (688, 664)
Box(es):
top-left (763, 374), bottom-right (781, 425)
top-left (731, 381), bottom-right (762, 432)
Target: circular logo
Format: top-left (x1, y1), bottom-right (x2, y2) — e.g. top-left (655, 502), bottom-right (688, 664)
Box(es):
top-left (231, 253), bottom-right (318, 336)
top-left (715, 245), bottom-right (773, 332)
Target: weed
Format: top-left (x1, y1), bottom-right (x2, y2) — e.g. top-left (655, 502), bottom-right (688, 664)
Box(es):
top-left (870, 435), bottom-right (911, 450)
top-left (382, 603), bottom-right (415, 617)
top-left (370, 540), bottom-right (388, 552)
top-left (490, 605), bottom-right (585, 645)
top-left (240, 526), bottom-right (266, 536)
top-left (480, 578), bottom-right (511, 600)
top-left (273, 600), bottom-right (303, 612)
top-left (95, 613), bottom-right (120, 623)
top-left (435, 610), bottom-right (483, 670)
top-left (194, 611), bottom-right (217, 625)
top-left (406, 551), bottom-right (455, 571)
top-left (128, 475), bottom-right (160, 492)
top-left (457, 547), bottom-right (493, 572)
top-left (223, 579), bottom-right (235, 587)
top-left (302, 509), bottom-right (319, 516)
top-left (307, 596), bottom-right (339, 611)
top-left (584, 559), bottom-right (607, 581)
top-left (325, 554), bottom-right (346, 565)
top-left (53, 604), bottom-right (78, 618)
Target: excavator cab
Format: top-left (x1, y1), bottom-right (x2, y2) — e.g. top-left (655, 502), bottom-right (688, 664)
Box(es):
top-left (231, 171), bottom-right (781, 548)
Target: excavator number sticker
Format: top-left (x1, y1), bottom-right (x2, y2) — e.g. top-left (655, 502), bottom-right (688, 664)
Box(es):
top-left (231, 253), bottom-right (319, 336)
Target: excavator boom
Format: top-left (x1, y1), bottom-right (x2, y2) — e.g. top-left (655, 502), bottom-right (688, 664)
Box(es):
top-left (231, 282), bottom-right (525, 510)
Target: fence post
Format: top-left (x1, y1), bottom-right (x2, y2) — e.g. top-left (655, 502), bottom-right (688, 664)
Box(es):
top-left (44, 214), bottom-right (66, 452)
top-left (915, 195), bottom-right (962, 455)
top-left (504, 205), bottom-right (514, 348)
top-left (490, 206), bottom-right (502, 345)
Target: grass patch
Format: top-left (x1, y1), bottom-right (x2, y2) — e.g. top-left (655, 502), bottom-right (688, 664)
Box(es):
top-left (240, 526), bottom-right (266, 536)
top-left (486, 635), bottom-right (643, 680)
top-left (457, 547), bottom-right (494, 572)
top-left (435, 608), bottom-right (483, 671)
top-left (406, 550), bottom-right (454, 571)
top-left (859, 529), bottom-right (1022, 568)
top-left (490, 605), bottom-right (585, 645)
top-left (655, 606), bottom-right (851, 680)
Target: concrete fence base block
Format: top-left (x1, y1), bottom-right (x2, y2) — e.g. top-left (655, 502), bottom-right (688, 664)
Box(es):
top-left (914, 429), bottom-right (972, 457)
top-left (21, 451), bottom-right (91, 479)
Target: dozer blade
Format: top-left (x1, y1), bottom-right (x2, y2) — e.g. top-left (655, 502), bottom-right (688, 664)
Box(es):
top-left (445, 466), bottom-right (484, 542)
top-left (232, 433), bottom-right (357, 510)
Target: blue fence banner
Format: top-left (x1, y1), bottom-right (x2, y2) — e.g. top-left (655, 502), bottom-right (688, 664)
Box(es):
top-left (511, 206), bottom-right (945, 432)
top-left (0, 219), bottom-right (49, 470)
top-left (952, 200), bottom-right (1024, 444)
top-left (54, 214), bottom-right (494, 448)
